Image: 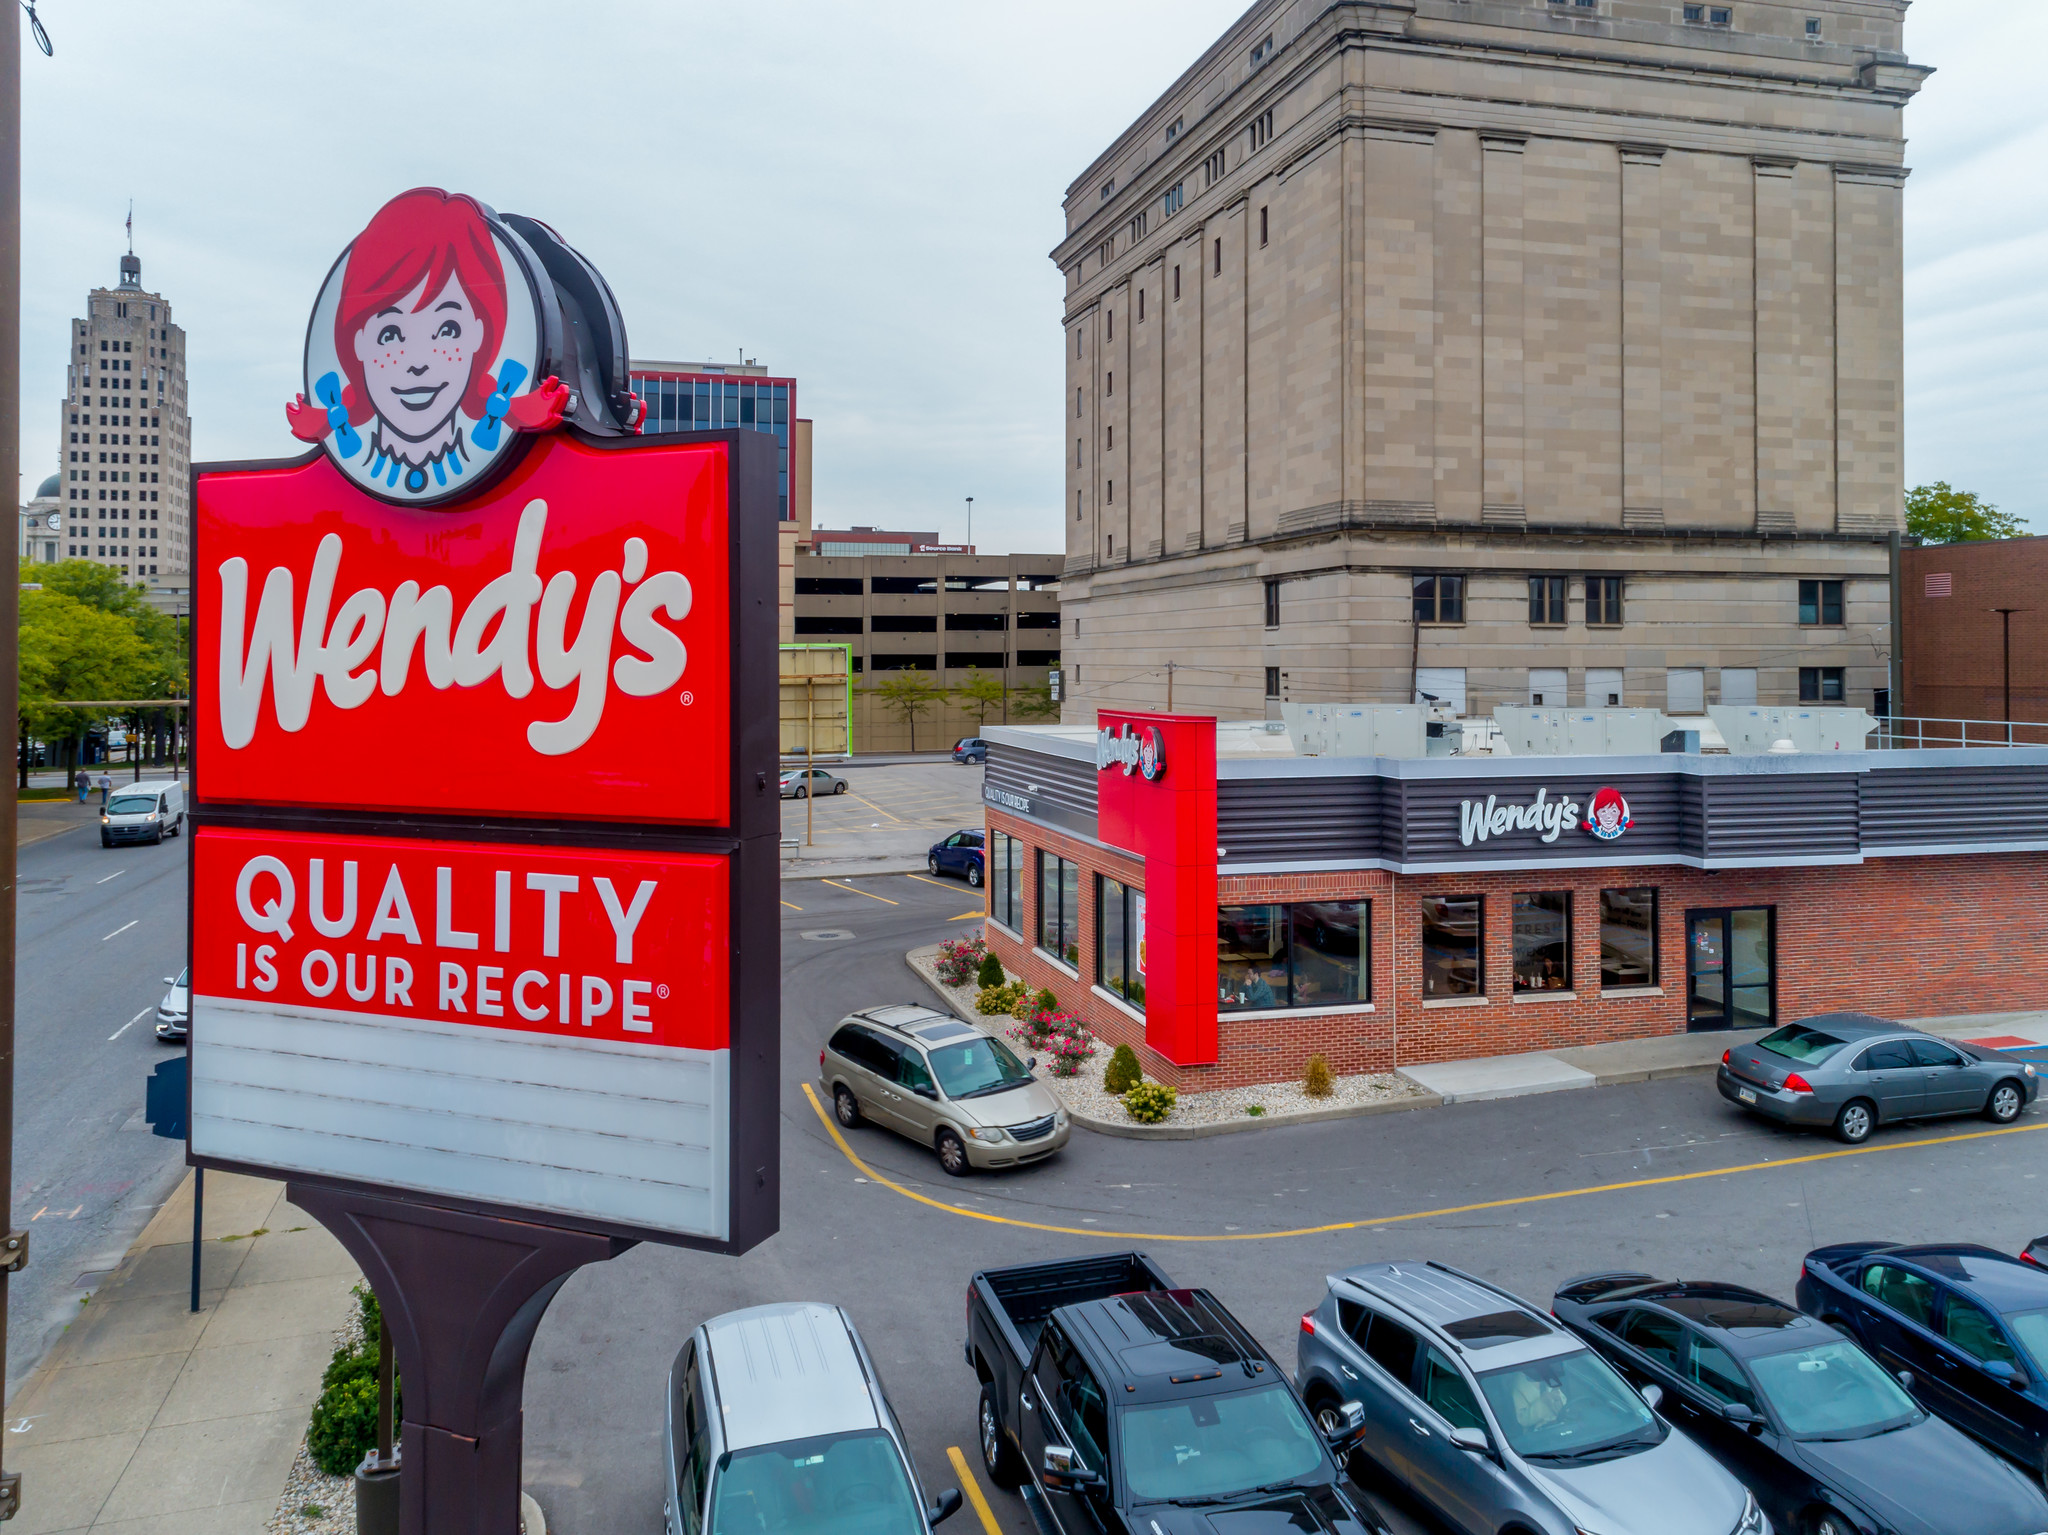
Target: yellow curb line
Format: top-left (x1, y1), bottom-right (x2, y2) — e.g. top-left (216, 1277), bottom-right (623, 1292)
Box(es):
top-left (801, 1083), bottom-right (2045, 1243)
top-left (780, 901), bottom-right (803, 912)
top-left (905, 873), bottom-right (963, 891)
top-left (822, 879), bottom-right (900, 905)
top-left (948, 1446), bottom-right (1004, 1535)
top-left (949, 911), bottom-right (987, 922)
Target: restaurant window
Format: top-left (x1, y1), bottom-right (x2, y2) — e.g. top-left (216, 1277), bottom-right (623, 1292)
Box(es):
top-left (1097, 877), bottom-right (1146, 1010)
top-left (1512, 892), bottom-right (1571, 993)
top-left (1421, 895), bottom-right (1483, 998)
top-left (991, 832), bottom-right (1023, 933)
top-left (1600, 887), bottom-right (1658, 989)
top-left (1587, 576), bottom-right (1625, 627)
top-left (1798, 579), bottom-right (1843, 627)
top-left (1413, 573), bottom-right (1465, 625)
top-left (1038, 851), bottom-right (1081, 968)
top-left (1218, 902), bottom-right (1369, 1011)
top-left (1799, 666), bottom-right (1845, 702)
top-left (1528, 575), bottom-right (1567, 626)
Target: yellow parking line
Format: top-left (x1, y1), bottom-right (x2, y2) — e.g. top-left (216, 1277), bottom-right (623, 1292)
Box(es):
top-left (780, 900), bottom-right (803, 912)
top-left (904, 873), bottom-right (959, 891)
top-left (801, 1082), bottom-right (2044, 1243)
top-left (947, 1447), bottom-right (1003, 1535)
top-left (847, 793), bottom-right (905, 825)
top-left (822, 879), bottom-right (900, 905)
top-left (950, 911), bottom-right (987, 922)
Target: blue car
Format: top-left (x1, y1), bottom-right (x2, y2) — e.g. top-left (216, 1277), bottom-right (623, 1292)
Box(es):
top-left (951, 737), bottom-right (986, 764)
top-left (927, 829), bottom-right (984, 887)
top-left (1798, 1241), bottom-right (2048, 1489)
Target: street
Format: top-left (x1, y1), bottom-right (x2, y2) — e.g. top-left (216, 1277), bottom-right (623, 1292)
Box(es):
top-left (8, 799), bottom-right (189, 1396)
top-left (521, 870), bottom-right (2048, 1535)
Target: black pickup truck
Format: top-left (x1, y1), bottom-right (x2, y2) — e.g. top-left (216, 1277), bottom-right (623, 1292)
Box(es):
top-left (966, 1252), bottom-right (1389, 1535)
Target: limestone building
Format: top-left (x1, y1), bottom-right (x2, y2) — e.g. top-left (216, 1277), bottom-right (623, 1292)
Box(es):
top-left (57, 247), bottom-right (191, 581)
top-left (1055, 0), bottom-right (1927, 722)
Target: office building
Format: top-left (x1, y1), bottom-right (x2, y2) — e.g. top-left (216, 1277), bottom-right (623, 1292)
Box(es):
top-left (56, 246), bottom-right (192, 580)
top-left (1898, 538), bottom-right (2048, 730)
top-left (810, 527), bottom-right (973, 557)
top-left (1055, 0), bottom-right (1927, 724)
top-left (20, 477), bottom-right (62, 566)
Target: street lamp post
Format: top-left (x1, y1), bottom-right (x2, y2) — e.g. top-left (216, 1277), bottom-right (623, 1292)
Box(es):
top-left (965, 496), bottom-right (973, 550)
top-left (1990, 608), bottom-right (2029, 731)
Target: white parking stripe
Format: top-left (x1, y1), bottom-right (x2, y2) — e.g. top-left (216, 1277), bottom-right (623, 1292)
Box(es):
top-left (102, 920), bottom-right (136, 941)
top-left (108, 1007), bottom-right (151, 1042)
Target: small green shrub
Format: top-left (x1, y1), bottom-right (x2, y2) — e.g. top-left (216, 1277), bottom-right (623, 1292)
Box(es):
top-left (976, 981), bottom-right (1024, 1016)
top-left (1103, 1044), bottom-right (1143, 1095)
top-left (1009, 991), bottom-right (1038, 1022)
top-left (307, 1285), bottom-right (401, 1476)
top-left (1304, 1054), bottom-right (1334, 1099)
top-left (1033, 987), bottom-right (1059, 1013)
top-left (1122, 1081), bottom-right (1178, 1124)
top-left (1245, 1104), bottom-right (1266, 1117)
top-left (975, 952), bottom-right (1005, 989)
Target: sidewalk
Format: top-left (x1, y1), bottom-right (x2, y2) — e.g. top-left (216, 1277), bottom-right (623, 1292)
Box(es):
top-left (4, 1171), bottom-right (358, 1535)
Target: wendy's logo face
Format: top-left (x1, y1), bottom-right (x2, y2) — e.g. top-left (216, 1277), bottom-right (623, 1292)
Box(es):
top-left (352, 272), bottom-right (479, 444)
top-left (1584, 788), bottom-right (1631, 841)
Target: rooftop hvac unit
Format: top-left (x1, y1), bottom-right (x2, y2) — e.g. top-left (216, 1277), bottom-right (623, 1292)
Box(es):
top-left (1493, 706), bottom-right (1676, 756)
top-left (1280, 703), bottom-right (1427, 760)
top-left (1706, 706), bottom-right (1877, 755)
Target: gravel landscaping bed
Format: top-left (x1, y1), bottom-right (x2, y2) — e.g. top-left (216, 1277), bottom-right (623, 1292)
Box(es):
top-left (267, 1304), bottom-right (363, 1535)
top-left (906, 944), bottom-right (1427, 1131)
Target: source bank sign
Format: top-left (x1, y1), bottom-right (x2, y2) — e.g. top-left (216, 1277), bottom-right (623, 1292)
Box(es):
top-left (190, 188), bottom-right (777, 1253)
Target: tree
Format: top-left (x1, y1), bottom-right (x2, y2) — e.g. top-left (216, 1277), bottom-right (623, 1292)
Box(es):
top-left (951, 667), bottom-right (1006, 729)
top-left (1906, 482), bottom-right (2024, 545)
top-left (1010, 682), bottom-right (1062, 721)
top-left (18, 587), bottom-right (150, 787)
top-left (862, 671), bottom-right (946, 751)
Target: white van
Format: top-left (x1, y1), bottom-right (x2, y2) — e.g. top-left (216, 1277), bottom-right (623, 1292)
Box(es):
top-left (101, 779), bottom-right (186, 848)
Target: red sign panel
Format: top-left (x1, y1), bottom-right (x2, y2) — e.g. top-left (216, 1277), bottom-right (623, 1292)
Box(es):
top-left (196, 434), bottom-right (730, 823)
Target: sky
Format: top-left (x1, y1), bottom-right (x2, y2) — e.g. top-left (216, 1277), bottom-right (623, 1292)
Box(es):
top-left (13, 0), bottom-right (2043, 554)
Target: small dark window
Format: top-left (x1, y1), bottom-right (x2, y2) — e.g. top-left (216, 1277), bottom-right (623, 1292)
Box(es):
top-left (1249, 33), bottom-right (1273, 67)
top-left (1798, 579), bottom-right (1843, 626)
top-left (1512, 891), bottom-right (1571, 994)
top-left (1805, 17), bottom-right (1821, 36)
top-left (1106, 371), bottom-right (1113, 396)
top-left (1165, 116), bottom-right (1183, 142)
top-left (1259, 206), bottom-right (1269, 247)
top-left (1855, 1041), bottom-right (1913, 1072)
top-left (1413, 573), bottom-right (1465, 625)
top-left (1710, 5), bottom-right (1731, 23)
top-left (792, 616), bottom-right (862, 636)
top-left (1265, 667), bottom-right (1280, 700)
top-left (1683, 3), bottom-right (1703, 18)
top-left (1799, 666), bottom-right (1845, 703)
top-left (1361, 1311), bottom-right (1421, 1386)
top-left (1138, 288), bottom-right (1146, 321)
top-left (795, 576), bottom-right (862, 596)
top-left (1528, 575), bottom-right (1567, 626)
top-left (1106, 310), bottom-right (1113, 340)
top-left (1264, 580), bottom-right (1280, 628)
top-left (1599, 888), bottom-right (1658, 989)
top-left (1214, 238), bottom-right (1222, 276)
top-left (1587, 575), bottom-right (1625, 627)
top-left (1173, 265), bottom-right (1182, 300)
top-left (1421, 895), bottom-right (1483, 998)
top-left (1076, 387), bottom-right (1083, 418)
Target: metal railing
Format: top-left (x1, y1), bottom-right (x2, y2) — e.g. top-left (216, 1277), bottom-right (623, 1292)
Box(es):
top-left (1870, 715), bottom-right (2048, 750)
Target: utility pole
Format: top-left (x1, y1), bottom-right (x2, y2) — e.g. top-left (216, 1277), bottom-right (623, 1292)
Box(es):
top-left (1166, 661), bottom-right (1175, 713)
top-left (1990, 608), bottom-right (2027, 730)
top-left (965, 496), bottom-right (973, 551)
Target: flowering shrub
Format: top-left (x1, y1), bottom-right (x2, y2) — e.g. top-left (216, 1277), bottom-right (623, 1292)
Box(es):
top-left (1008, 1009), bottom-right (1097, 1075)
top-left (975, 981), bottom-right (1026, 1017)
top-left (935, 936), bottom-right (988, 989)
top-left (1122, 1081), bottom-right (1177, 1124)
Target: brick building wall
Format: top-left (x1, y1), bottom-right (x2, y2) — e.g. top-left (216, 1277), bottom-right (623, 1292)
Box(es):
top-left (1901, 538), bottom-right (2048, 727)
top-left (984, 804), bottom-right (2048, 1093)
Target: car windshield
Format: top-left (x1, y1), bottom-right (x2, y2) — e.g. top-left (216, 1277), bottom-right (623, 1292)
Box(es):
top-left (1748, 1340), bottom-right (1920, 1439)
top-left (1757, 1024), bottom-right (1848, 1064)
top-left (708, 1429), bottom-right (923, 1535)
top-left (2004, 1309), bottom-right (2048, 1379)
top-left (928, 1036), bottom-right (1033, 1100)
top-left (107, 796), bottom-right (157, 816)
top-left (1476, 1350), bottom-right (1661, 1463)
top-left (1120, 1384), bottom-right (1324, 1502)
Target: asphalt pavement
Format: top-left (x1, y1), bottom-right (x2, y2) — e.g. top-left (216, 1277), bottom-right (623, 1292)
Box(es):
top-left (8, 799), bottom-right (190, 1398)
top-left (519, 870), bottom-right (2048, 1535)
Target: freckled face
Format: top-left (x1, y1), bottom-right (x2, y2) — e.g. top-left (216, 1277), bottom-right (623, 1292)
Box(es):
top-left (1597, 803), bottom-right (1622, 830)
top-left (352, 273), bottom-right (478, 441)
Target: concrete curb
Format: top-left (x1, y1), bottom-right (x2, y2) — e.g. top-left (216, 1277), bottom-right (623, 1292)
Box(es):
top-left (901, 950), bottom-right (1444, 1139)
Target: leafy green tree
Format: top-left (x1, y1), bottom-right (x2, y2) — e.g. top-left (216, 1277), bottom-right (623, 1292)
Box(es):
top-left (1010, 682), bottom-right (1062, 721)
top-left (951, 667), bottom-right (1006, 729)
top-left (19, 585), bottom-right (151, 787)
top-left (1905, 483), bottom-right (2025, 545)
top-left (862, 671), bottom-right (946, 751)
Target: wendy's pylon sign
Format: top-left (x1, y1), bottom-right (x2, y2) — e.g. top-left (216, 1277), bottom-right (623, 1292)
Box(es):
top-left (191, 186), bottom-right (778, 1257)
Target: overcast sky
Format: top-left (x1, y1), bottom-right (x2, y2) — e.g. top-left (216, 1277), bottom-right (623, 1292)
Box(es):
top-left (15, 0), bottom-right (2041, 552)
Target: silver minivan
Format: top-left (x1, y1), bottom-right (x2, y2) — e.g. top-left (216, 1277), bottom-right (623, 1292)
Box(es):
top-left (101, 778), bottom-right (186, 848)
top-left (664, 1302), bottom-right (961, 1535)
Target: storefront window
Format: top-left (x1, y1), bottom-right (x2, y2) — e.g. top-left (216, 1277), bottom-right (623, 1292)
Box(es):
top-left (1098, 877), bottom-right (1146, 1009)
top-left (1038, 851), bottom-right (1080, 967)
top-left (990, 832), bottom-right (1023, 932)
top-left (1600, 887), bottom-right (1658, 989)
top-left (1218, 902), bottom-right (1368, 1011)
top-left (1421, 895), bottom-right (1483, 998)
top-left (1512, 892), bottom-right (1571, 992)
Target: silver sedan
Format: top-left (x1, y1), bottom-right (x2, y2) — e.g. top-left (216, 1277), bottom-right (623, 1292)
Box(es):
top-left (1717, 1012), bottom-right (2039, 1144)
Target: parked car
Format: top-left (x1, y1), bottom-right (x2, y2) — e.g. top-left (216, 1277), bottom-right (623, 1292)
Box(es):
top-left (1296, 1259), bottom-right (1763, 1535)
top-left (2023, 1237), bottom-right (2048, 1269)
top-left (1718, 1014), bottom-right (2037, 1144)
top-left (779, 767), bottom-right (847, 799)
top-left (101, 779), bottom-right (186, 848)
top-left (952, 737), bottom-right (987, 764)
top-left (966, 1251), bottom-right (1391, 1535)
top-left (927, 829), bottom-right (985, 886)
top-left (1799, 1241), bottom-right (2048, 1490)
top-left (1554, 1271), bottom-right (2048, 1535)
top-left (820, 1005), bottom-right (1067, 1176)
top-left (154, 968), bottom-right (189, 1043)
top-left (664, 1300), bottom-right (962, 1535)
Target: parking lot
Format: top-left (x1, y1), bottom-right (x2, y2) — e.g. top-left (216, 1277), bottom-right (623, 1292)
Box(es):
top-left (522, 872), bottom-right (2048, 1535)
top-left (781, 759), bottom-right (987, 878)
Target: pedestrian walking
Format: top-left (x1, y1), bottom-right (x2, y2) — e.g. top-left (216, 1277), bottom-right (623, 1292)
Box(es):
top-left (97, 771), bottom-right (111, 807)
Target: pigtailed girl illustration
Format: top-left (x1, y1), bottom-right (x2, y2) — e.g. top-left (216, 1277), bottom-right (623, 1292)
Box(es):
top-left (1584, 785), bottom-right (1632, 841)
top-left (287, 188), bottom-right (569, 501)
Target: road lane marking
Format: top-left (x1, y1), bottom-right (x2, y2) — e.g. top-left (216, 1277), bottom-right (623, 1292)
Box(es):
top-left (801, 1082), bottom-right (2046, 1242)
top-left (947, 1446), bottom-right (1003, 1535)
top-left (780, 901), bottom-right (803, 912)
top-left (96, 870), bottom-right (125, 884)
top-left (821, 880), bottom-right (899, 906)
top-left (101, 920), bottom-right (137, 941)
top-left (950, 911), bottom-right (987, 922)
top-left (108, 1008), bottom-right (150, 1042)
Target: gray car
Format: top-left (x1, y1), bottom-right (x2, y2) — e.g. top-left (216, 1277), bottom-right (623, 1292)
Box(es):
top-left (1717, 1013), bottom-right (2039, 1145)
top-left (780, 766), bottom-right (847, 799)
top-left (1296, 1261), bottom-right (1767, 1535)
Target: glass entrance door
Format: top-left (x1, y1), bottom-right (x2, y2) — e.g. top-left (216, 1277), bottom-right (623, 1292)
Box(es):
top-left (1686, 908), bottom-right (1776, 1031)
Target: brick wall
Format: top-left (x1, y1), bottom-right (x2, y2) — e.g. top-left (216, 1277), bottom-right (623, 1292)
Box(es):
top-left (983, 806), bottom-right (2048, 1093)
top-left (1901, 539), bottom-right (2048, 726)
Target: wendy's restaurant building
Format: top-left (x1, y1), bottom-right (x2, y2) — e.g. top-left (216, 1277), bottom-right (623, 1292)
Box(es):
top-left (977, 712), bottom-right (2048, 1092)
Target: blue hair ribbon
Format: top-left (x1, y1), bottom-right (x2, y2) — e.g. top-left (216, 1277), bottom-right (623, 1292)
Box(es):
top-left (314, 372), bottom-right (361, 457)
top-left (471, 358), bottom-right (530, 451)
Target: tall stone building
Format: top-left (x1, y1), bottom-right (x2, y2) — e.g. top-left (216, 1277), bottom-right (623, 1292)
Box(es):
top-left (56, 246), bottom-right (191, 581)
top-left (1056, 0), bottom-right (1927, 722)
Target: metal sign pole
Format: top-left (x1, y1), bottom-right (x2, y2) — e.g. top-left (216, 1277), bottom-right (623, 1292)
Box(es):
top-left (806, 676), bottom-right (815, 847)
top-left (0, 3), bottom-right (23, 1516)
